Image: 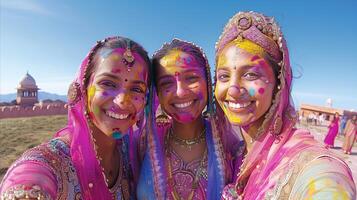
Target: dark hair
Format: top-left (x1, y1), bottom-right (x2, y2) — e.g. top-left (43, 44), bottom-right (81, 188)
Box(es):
top-left (152, 38), bottom-right (209, 87)
top-left (83, 36), bottom-right (151, 89)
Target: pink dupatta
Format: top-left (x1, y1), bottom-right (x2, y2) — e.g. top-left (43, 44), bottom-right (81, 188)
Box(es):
top-left (216, 12), bottom-right (355, 199)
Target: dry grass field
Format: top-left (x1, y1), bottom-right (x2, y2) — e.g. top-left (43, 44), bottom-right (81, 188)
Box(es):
top-left (0, 115), bottom-right (67, 181)
top-left (1, 115), bottom-right (356, 186)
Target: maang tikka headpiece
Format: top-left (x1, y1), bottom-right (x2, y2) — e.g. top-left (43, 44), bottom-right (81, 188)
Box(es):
top-left (122, 40), bottom-right (135, 69)
top-left (216, 11), bottom-right (283, 64)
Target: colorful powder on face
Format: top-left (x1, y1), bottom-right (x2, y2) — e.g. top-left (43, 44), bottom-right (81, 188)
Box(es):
top-left (102, 91), bottom-right (108, 96)
top-left (160, 50), bottom-right (181, 67)
top-left (258, 60), bottom-right (270, 69)
top-left (111, 54), bottom-right (120, 61)
top-left (184, 56), bottom-right (192, 64)
top-left (217, 55), bottom-right (228, 68)
top-left (112, 131), bottom-right (123, 140)
top-left (87, 85), bottom-right (96, 108)
top-left (251, 55), bottom-right (260, 62)
top-left (258, 88), bottom-right (265, 94)
top-left (249, 88), bottom-right (256, 96)
top-left (226, 110), bottom-right (242, 124)
top-left (93, 106), bottom-right (100, 116)
top-left (175, 113), bottom-right (196, 123)
top-left (111, 68), bottom-right (121, 74)
top-left (174, 71), bottom-right (180, 77)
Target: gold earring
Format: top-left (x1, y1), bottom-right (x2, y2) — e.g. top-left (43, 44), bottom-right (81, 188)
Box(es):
top-left (271, 115), bottom-right (283, 136)
top-left (67, 82), bottom-right (81, 106)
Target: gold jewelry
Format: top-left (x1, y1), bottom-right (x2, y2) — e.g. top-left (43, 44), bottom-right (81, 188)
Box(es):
top-left (67, 81), bottom-right (81, 106)
top-left (89, 130), bottom-right (123, 196)
top-left (165, 132), bottom-right (207, 200)
top-left (122, 40), bottom-right (135, 70)
top-left (170, 127), bottom-right (206, 150)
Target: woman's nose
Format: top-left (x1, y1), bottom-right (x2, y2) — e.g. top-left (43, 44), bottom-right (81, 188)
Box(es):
top-left (113, 91), bottom-right (129, 107)
top-left (176, 81), bottom-right (189, 98)
top-left (227, 84), bottom-right (245, 99)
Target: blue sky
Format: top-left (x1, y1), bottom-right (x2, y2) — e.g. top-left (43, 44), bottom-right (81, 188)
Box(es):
top-left (1, 0), bottom-right (356, 110)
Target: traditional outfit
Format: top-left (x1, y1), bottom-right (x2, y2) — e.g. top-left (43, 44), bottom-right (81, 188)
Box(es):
top-left (137, 39), bottom-right (239, 200)
top-left (0, 37), bottom-right (143, 200)
top-left (324, 116), bottom-right (340, 147)
top-left (342, 119), bottom-right (357, 154)
top-left (216, 12), bottom-right (356, 199)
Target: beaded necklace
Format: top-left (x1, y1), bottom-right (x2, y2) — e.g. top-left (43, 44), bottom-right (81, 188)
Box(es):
top-left (90, 130), bottom-right (124, 199)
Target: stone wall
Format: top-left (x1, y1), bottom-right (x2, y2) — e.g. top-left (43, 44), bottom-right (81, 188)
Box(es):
top-left (0, 104), bottom-right (67, 119)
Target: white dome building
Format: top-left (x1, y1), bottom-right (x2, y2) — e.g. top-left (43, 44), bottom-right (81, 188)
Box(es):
top-left (16, 72), bottom-right (39, 106)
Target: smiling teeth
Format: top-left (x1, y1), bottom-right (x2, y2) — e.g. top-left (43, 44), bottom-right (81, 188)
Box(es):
top-left (227, 102), bottom-right (251, 109)
top-left (174, 101), bottom-right (193, 108)
top-left (106, 111), bottom-right (129, 120)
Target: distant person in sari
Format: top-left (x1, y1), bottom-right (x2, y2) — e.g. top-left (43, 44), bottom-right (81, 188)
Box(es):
top-left (324, 112), bottom-right (340, 148)
top-left (342, 115), bottom-right (357, 154)
top-left (214, 11), bottom-right (356, 199)
top-left (137, 39), bottom-right (236, 200)
top-left (0, 36), bottom-right (151, 200)
top-left (340, 115), bottom-right (348, 135)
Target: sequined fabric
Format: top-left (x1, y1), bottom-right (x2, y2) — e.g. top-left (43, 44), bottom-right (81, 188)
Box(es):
top-left (0, 137), bottom-right (128, 200)
top-left (168, 149), bottom-right (208, 200)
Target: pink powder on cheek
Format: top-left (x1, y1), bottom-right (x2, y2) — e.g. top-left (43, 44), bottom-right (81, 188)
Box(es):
top-left (258, 88), bottom-right (265, 94)
top-left (175, 72), bottom-right (180, 77)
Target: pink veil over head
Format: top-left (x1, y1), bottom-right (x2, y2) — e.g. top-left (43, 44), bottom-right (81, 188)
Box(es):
top-left (56, 41), bottom-right (112, 199)
top-left (215, 11), bottom-right (303, 198)
top-left (56, 36), bottom-right (150, 199)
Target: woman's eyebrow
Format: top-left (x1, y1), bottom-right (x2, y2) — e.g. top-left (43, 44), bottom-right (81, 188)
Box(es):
top-left (96, 72), bottom-right (120, 80)
top-left (131, 80), bottom-right (147, 87)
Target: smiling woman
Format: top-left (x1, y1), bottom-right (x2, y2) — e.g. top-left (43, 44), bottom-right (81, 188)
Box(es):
top-left (215, 11), bottom-right (356, 199)
top-left (137, 38), bottom-right (230, 200)
top-left (0, 36), bottom-right (151, 200)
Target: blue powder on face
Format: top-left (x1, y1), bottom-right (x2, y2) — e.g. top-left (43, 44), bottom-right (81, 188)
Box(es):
top-left (249, 88), bottom-right (255, 96)
top-left (112, 131), bottom-right (123, 140)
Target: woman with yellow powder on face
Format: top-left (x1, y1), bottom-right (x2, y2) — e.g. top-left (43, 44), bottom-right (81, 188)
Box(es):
top-left (137, 39), bottom-right (235, 200)
top-left (214, 11), bottom-right (356, 199)
top-left (0, 36), bottom-right (151, 200)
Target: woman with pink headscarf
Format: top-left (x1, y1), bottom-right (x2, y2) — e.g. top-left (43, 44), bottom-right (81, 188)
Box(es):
top-left (0, 36), bottom-right (151, 200)
top-left (214, 11), bottom-right (356, 199)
